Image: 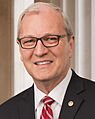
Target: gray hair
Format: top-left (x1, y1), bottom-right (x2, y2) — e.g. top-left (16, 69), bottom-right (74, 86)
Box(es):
top-left (17, 2), bottom-right (73, 39)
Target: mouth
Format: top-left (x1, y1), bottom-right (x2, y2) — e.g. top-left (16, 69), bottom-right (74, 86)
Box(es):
top-left (34, 60), bottom-right (53, 65)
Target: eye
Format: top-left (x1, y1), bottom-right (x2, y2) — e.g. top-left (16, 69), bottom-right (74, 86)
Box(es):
top-left (24, 39), bottom-right (33, 44)
top-left (44, 36), bottom-right (58, 41)
top-left (21, 37), bottom-right (36, 46)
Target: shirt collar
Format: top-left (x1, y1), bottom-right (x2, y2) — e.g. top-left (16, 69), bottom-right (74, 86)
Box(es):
top-left (34, 68), bottom-right (72, 110)
top-left (34, 84), bottom-right (46, 110)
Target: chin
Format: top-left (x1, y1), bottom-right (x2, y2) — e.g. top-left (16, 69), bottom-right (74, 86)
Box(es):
top-left (32, 73), bottom-right (54, 82)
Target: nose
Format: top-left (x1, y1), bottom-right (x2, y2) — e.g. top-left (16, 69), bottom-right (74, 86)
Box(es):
top-left (33, 40), bottom-right (49, 57)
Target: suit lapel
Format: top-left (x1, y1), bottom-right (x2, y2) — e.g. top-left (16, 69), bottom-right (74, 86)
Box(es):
top-left (59, 71), bottom-right (85, 119)
top-left (18, 85), bottom-right (35, 119)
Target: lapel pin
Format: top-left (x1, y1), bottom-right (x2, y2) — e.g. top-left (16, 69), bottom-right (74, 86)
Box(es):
top-left (68, 100), bottom-right (74, 107)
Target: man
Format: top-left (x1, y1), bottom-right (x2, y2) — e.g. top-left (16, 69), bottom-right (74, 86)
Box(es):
top-left (0, 2), bottom-right (95, 119)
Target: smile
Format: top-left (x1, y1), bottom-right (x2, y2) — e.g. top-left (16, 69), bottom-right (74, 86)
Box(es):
top-left (34, 60), bottom-right (53, 65)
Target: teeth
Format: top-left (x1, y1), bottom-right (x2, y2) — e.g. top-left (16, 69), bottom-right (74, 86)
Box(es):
top-left (35, 61), bottom-right (52, 65)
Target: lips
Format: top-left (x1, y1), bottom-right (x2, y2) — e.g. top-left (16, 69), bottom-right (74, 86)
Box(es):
top-left (34, 60), bottom-right (53, 65)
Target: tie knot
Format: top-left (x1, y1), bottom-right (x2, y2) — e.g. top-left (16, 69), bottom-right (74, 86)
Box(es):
top-left (42, 96), bottom-right (54, 106)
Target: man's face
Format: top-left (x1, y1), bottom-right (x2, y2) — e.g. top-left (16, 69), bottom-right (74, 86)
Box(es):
top-left (19, 9), bottom-right (74, 86)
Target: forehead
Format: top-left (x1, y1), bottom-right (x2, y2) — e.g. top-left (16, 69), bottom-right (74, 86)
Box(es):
top-left (23, 3), bottom-right (62, 17)
top-left (19, 5), bottom-right (65, 36)
top-left (22, 5), bottom-right (63, 22)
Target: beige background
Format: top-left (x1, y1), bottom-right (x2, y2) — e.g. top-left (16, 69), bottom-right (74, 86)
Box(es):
top-left (0, 0), bottom-right (13, 104)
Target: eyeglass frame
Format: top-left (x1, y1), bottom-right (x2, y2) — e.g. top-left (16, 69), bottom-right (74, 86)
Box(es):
top-left (17, 34), bottom-right (67, 49)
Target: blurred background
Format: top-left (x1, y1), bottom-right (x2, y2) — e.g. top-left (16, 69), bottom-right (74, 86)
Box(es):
top-left (0, 0), bottom-right (95, 104)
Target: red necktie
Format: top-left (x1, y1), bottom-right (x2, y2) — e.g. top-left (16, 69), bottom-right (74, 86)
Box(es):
top-left (40, 96), bottom-right (54, 119)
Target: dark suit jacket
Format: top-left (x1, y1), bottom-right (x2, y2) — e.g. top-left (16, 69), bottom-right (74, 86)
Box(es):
top-left (0, 70), bottom-right (95, 119)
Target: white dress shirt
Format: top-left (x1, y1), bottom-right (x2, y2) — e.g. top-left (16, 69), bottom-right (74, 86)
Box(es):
top-left (34, 69), bottom-right (72, 119)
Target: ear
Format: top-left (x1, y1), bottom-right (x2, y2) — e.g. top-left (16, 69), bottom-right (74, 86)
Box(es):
top-left (20, 54), bottom-right (23, 61)
top-left (69, 35), bottom-right (75, 58)
top-left (19, 49), bottom-right (23, 62)
top-left (16, 39), bottom-right (24, 62)
top-left (16, 40), bottom-right (19, 44)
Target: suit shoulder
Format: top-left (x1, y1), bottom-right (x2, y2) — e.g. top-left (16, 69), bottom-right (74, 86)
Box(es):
top-left (73, 70), bottom-right (95, 86)
top-left (83, 77), bottom-right (95, 90)
top-left (0, 86), bottom-right (33, 108)
top-left (0, 86), bottom-right (34, 118)
top-left (72, 70), bottom-right (95, 93)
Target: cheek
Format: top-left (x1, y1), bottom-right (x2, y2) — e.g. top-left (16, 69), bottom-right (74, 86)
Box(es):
top-left (20, 49), bottom-right (33, 62)
top-left (57, 45), bottom-right (70, 65)
top-left (57, 44), bottom-right (69, 57)
top-left (50, 46), bottom-right (67, 69)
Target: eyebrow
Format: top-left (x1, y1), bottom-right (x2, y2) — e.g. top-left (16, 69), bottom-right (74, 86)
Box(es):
top-left (19, 33), bottom-right (62, 38)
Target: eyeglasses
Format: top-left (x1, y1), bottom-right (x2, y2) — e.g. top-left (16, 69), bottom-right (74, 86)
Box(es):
top-left (17, 34), bottom-right (67, 49)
